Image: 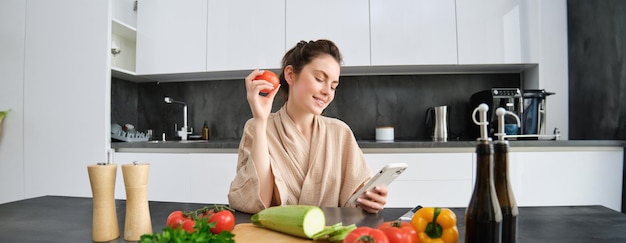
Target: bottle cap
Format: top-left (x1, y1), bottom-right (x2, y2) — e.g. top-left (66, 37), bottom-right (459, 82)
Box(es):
top-left (495, 107), bottom-right (521, 141)
top-left (471, 103), bottom-right (491, 141)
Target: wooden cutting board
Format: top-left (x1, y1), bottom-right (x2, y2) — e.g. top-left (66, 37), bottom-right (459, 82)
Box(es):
top-left (232, 223), bottom-right (329, 243)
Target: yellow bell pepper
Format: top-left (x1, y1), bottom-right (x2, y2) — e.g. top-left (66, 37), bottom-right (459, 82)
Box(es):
top-left (410, 207), bottom-right (459, 243)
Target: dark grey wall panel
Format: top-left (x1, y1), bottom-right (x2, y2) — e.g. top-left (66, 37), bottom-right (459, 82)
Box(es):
top-left (112, 74), bottom-right (520, 141)
top-left (111, 78), bottom-right (138, 127)
top-left (568, 0), bottom-right (626, 140)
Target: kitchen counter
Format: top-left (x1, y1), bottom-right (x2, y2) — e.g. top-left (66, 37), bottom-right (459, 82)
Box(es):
top-left (111, 139), bottom-right (626, 153)
top-left (1, 196), bottom-right (626, 242)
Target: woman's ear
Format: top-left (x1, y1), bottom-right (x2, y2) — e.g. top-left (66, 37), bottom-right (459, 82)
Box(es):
top-left (284, 65), bottom-right (295, 86)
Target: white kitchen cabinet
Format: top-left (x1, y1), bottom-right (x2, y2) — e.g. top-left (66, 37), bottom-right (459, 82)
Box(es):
top-left (286, 0), bottom-right (370, 67)
top-left (364, 146), bottom-right (624, 211)
top-left (364, 153), bottom-right (474, 207)
top-left (111, 20), bottom-right (137, 74)
top-left (188, 153), bottom-right (238, 204)
top-left (114, 153), bottom-right (193, 203)
top-left (206, 0), bottom-right (285, 71)
top-left (136, 0), bottom-right (207, 75)
top-left (506, 149), bottom-right (624, 212)
top-left (111, 0), bottom-right (154, 82)
top-left (370, 0), bottom-right (457, 65)
top-left (113, 0), bottom-right (137, 28)
top-left (113, 152), bottom-right (237, 204)
top-left (456, 0), bottom-right (531, 64)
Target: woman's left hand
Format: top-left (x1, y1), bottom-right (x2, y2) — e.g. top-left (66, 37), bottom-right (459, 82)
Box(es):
top-left (356, 186), bottom-right (388, 214)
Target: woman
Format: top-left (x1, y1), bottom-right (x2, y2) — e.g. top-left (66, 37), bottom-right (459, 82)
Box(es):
top-left (228, 39), bottom-right (388, 214)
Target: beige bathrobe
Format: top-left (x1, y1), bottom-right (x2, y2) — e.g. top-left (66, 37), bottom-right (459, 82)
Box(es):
top-left (228, 106), bottom-right (372, 214)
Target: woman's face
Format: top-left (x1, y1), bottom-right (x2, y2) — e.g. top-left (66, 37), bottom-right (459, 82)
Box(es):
top-left (287, 54), bottom-right (340, 115)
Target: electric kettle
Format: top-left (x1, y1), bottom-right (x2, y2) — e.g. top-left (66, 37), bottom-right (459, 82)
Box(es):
top-left (425, 105), bottom-right (448, 142)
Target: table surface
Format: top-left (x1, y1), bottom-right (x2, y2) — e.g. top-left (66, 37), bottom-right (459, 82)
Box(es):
top-left (1, 196), bottom-right (625, 242)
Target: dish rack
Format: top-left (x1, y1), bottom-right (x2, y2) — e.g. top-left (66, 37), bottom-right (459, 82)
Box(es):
top-left (111, 123), bottom-right (150, 142)
top-left (111, 130), bottom-right (150, 142)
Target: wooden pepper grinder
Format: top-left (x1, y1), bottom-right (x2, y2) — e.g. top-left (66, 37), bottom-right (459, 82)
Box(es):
top-left (122, 162), bottom-right (152, 241)
top-left (87, 163), bottom-right (120, 242)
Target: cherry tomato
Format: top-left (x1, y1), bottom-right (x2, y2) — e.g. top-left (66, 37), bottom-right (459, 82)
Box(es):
top-left (181, 219), bottom-right (195, 233)
top-left (202, 208), bottom-right (236, 234)
top-left (255, 70), bottom-right (280, 93)
top-left (166, 210), bottom-right (186, 229)
top-left (343, 226), bottom-right (390, 243)
top-left (378, 220), bottom-right (419, 243)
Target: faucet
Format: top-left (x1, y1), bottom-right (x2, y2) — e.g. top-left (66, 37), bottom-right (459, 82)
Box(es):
top-left (164, 96), bottom-right (189, 141)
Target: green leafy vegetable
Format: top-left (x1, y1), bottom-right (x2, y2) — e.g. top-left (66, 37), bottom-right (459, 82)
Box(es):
top-left (311, 222), bottom-right (357, 241)
top-left (140, 217), bottom-right (235, 243)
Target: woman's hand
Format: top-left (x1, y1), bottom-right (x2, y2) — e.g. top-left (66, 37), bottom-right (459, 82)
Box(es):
top-left (356, 186), bottom-right (388, 214)
top-left (245, 69), bottom-right (280, 120)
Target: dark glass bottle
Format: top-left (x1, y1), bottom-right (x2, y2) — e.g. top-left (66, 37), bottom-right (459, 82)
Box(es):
top-left (465, 139), bottom-right (502, 243)
top-left (202, 121), bottom-right (209, 140)
top-left (494, 141), bottom-right (518, 243)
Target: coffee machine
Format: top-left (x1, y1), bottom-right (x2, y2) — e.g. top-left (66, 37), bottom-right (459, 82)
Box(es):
top-left (469, 88), bottom-right (523, 138)
top-left (469, 88), bottom-right (557, 140)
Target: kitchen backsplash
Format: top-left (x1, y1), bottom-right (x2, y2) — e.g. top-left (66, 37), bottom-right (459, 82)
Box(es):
top-left (112, 73), bottom-right (520, 141)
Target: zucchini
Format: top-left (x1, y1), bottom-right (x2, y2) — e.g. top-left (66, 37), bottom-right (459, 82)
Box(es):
top-left (251, 205), bottom-right (326, 239)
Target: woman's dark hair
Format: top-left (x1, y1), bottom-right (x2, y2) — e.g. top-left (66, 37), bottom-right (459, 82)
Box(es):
top-left (278, 39), bottom-right (343, 102)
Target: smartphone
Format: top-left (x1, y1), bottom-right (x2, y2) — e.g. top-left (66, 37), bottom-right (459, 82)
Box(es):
top-left (399, 205), bottom-right (423, 221)
top-left (347, 163), bottom-right (408, 206)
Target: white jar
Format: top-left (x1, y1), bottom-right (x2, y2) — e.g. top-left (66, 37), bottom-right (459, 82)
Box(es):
top-left (375, 126), bottom-right (394, 141)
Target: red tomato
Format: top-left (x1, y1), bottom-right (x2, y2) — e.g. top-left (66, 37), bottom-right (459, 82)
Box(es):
top-left (181, 219), bottom-right (195, 233)
top-left (202, 209), bottom-right (236, 234)
top-left (166, 210), bottom-right (186, 229)
top-left (343, 226), bottom-right (389, 243)
top-left (378, 220), bottom-right (419, 243)
top-left (255, 70), bottom-right (280, 93)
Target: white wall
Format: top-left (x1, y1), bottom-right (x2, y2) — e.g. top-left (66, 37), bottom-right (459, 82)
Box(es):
top-left (537, 0), bottom-right (569, 140)
top-left (0, 0), bottom-right (26, 204)
top-left (0, 0), bottom-right (111, 203)
top-left (522, 0), bottom-right (569, 139)
top-left (22, 0), bottom-right (111, 199)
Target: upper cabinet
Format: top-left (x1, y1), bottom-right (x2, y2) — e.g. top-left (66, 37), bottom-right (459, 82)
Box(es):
top-left (111, 20), bottom-right (137, 74)
top-left (456, 0), bottom-right (529, 64)
top-left (286, 0), bottom-right (370, 67)
top-left (113, 0), bottom-right (137, 28)
top-left (136, 0), bottom-right (207, 75)
top-left (111, 0), bottom-right (137, 76)
top-left (129, 0), bottom-right (538, 80)
top-left (206, 0), bottom-right (285, 71)
top-left (370, 0), bottom-right (457, 65)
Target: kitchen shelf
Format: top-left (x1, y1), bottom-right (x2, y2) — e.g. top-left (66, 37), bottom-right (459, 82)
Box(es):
top-left (111, 18), bottom-right (137, 77)
top-left (111, 67), bottom-right (154, 82)
top-left (112, 19), bottom-right (136, 40)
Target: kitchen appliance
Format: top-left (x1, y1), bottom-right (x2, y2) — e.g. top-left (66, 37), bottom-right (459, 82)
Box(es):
top-left (469, 88), bottom-right (558, 140)
top-left (521, 89), bottom-right (555, 136)
top-left (469, 88), bottom-right (523, 138)
top-left (425, 105), bottom-right (448, 141)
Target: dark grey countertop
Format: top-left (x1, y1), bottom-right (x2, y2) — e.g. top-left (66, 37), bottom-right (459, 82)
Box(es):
top-left (111, 139), bottom-right (625, 151)
top-left (2, 196), bottom-right (626, 242)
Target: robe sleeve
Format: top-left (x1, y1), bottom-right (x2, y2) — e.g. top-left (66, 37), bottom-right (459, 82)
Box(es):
top-left (227, 119), bottom-right (270, 214)
top-left (337, 123), bottom-right (372, 207)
